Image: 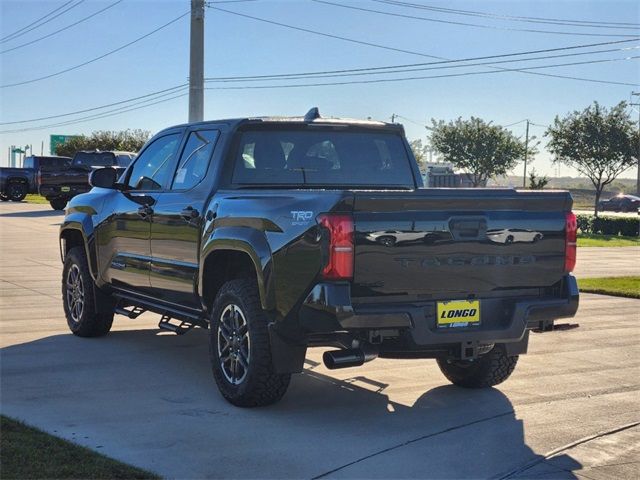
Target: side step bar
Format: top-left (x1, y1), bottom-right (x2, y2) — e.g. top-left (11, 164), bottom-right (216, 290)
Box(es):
top-left (158, 315), bottom-right (195, 335)
top-left (112, 291), bottom-right (208, 334)
top-left (114, 305), bottom-right (146, 319)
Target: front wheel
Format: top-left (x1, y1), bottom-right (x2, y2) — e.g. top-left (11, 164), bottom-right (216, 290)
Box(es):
top-left (50, 198), bottom-right (67, 210)
top-left (209, 278), bottom-right (291, 407)
top-left (437, 344), bottom-right (518, 388)
top-left (7, 183), bottom-right (27, 202)
top-left (62, 247), bottom-right (114, 337)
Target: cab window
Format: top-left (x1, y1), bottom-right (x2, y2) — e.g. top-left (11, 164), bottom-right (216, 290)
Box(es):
top-left (171, 130), bottom-right (219, 190)
top-left (126, 134), bottom-right (181, 190)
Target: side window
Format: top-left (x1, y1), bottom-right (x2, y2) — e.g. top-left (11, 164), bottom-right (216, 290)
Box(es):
top-left (126, 134), bottom-right (181, 190)
top-left (171, 130), bottom-right (219, 190)
top-left (23, 157), bottom-right (34, 169)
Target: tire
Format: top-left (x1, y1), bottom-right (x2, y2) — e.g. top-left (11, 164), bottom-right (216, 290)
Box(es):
top-left (0, 194), bottom-right (9, 202)
top-left (7, 183), bottom-right (27, 202)
top-left (209, 278), bottom-right (291, 407)
top-left (436, 344), bottom-right (518, 388)
top-left (62, 246), bottom-right (114, 337)
top-left (50, 198), bottom-right (67, 210)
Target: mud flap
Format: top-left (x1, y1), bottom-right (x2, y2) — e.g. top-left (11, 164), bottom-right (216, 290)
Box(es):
top-left (268, 324), bottom-right (307, 374)
top-left (504, 330), bottom-right (529, 356)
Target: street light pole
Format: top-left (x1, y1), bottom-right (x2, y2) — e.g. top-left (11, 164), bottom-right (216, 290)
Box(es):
top-left (188, 0), bottom-right (205, 123)
top-left (632, 92), bottom-right (640, 195)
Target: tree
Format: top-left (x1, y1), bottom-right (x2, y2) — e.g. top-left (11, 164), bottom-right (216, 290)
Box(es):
top-left (429, 117), bottom-right (532, 187)
top-left (409, 139), bottom-right (426, 164)
top-left (546, 101), bottom-right (639, 216)
top-left (55, 129), bottom-right (151, 157)
top-left (528, 169), bottom-right (549, 190)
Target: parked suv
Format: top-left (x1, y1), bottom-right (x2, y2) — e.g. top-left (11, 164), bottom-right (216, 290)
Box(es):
top-left (40, 150), bottom-right (135, 210)
top-left (59, 110), bottom-right (579, 407)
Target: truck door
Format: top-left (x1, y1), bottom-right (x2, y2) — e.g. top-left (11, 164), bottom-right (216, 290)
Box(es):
top-left (97, 132), bottom-right (183, 293)
top-left (149, 129), bottom-right (220, 309)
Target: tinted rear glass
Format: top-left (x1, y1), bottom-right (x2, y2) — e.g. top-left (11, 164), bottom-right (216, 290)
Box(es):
top-left (232, 128), bottom-right (415, 187)
top-left (73, 152), bottom-right (116, 167)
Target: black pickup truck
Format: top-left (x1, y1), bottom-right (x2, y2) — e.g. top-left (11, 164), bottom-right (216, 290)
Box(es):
top-left (59, 109), bottom-right (579, 407)
top-left (40, 150), bottom-right (135, 210)
top-left (0, 155), bottom-right (71, 202)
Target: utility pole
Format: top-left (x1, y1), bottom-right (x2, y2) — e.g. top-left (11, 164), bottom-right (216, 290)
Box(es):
top-left (390, 114), bottom-right (396, 123)
top-left (632, 92), bottom-right (640, 195)
top-left (522, 119), bottom-right (530, 188)
top-left (188, 0), bottom-right (205, 123)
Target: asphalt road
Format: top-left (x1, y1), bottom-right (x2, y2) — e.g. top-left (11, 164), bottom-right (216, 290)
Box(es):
top-left (1, 202), bottom-right (639, 479)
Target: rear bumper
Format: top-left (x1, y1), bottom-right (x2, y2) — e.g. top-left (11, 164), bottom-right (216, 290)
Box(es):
top-left (40, 184), bottom-right (88, 200)
top-left (299, 275), bottom-right (579, 347)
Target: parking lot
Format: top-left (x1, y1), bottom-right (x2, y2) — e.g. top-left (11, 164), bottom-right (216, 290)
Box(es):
top-left (1, 201), bottom-right (638, 479)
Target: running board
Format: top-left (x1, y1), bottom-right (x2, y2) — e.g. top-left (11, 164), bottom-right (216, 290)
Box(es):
top-left (114, 305), bottom-right (146, 319)
top-left (158, 315), bottom-right (196, 335)
top-left (112, 291), bottom-right (208, 332)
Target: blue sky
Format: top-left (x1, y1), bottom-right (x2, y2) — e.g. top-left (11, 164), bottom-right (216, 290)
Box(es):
top-left (1, 0), bottom-right (639, 178)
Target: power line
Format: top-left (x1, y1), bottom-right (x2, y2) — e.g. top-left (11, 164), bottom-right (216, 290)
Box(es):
top-left (0, 0), bottom-right (75, 42)
top-left (202, 56), bottom-right (640, 90)
top-left (0, 0), bottom-right (86, 44)
top-left (203, 46), bottom-right (638, 83)
top-left (313, 0), bottom-right (639, 38)
top-left (0, 91), bottom-right (189, 134)
top-left (1, 0), bottom-right (124, 55)
top-left (503, 119), bottom-right (528, 128)
top-left (203, 40), bottom-right (639, 81)
top-left (6, 42), bottom-right (633, 128)
top-left (0, 84), bottom-right (187, 125)
top-left (207, 5), bottom-right (442, 60)
top-left (372, 0), bottom-right (640, 29)
top-left (208, 6), bottom-right (639, 86)
top-left (0, 11), bottom-right (190, 88)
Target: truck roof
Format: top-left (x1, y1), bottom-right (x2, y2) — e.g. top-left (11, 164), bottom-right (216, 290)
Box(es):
top-left (157, 108), bottom-right (404, 136)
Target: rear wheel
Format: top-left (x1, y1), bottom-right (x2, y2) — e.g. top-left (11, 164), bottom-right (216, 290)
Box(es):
top-left (209, 278), bottom-right (291, 407)
top-left (50, 198), bottom-right (67, 210)
top-left (62, 247), bottom-right (114, 337)
top-left (7, 183), bottom-right (27, 202)
top-left (437, 344), bottom-right (518, 388)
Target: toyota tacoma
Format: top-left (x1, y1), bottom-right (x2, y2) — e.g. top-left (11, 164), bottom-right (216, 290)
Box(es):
top-left (58, 109), bottom-right (579, 407)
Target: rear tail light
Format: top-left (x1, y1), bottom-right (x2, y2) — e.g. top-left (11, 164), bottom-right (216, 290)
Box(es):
top-left (565, 212), bottom-right (577, 273)
top-left (318, 214), bottom-right (354, 280)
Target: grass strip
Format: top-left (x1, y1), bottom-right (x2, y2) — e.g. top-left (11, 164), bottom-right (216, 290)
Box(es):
top-left (577, 234), bottom-right (639, 247)
top-left (0, 416), bottom-right (159, 479)
top-left (24, 194), bottom-right (49, 204)
top-left (579, 276), bottom-right (640, 299)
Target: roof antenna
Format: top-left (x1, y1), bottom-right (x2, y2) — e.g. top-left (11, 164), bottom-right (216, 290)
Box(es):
top-left (304, 107), bottom-right (320, 121)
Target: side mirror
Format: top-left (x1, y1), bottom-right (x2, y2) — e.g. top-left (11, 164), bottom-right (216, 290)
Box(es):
top-left (89, 167), bottom-right (118, 189)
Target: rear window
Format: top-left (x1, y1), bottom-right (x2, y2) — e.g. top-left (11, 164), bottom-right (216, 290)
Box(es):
top-left (232, 128), bottom-right (415, 187)
top-left (73, 152), bottom-right (116, 167)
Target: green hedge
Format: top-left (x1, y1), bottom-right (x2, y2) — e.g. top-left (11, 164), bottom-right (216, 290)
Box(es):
top-left (576, 214), bottom-right (639, 237)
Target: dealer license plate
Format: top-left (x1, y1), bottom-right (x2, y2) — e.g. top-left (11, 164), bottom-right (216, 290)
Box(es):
top-left (437, 300), bottom-right (480, 328)
top-left (61, 186), bottom-right (70, 192)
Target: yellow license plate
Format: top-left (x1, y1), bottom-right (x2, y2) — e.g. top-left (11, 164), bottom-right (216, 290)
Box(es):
top-left (61, 186), bottom-right (70, 192)
top-left (437, 300), bottom-right (480, 327)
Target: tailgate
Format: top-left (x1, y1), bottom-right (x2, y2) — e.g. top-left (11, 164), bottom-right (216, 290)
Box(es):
top-left (352, 188), bottom-right (572, 298)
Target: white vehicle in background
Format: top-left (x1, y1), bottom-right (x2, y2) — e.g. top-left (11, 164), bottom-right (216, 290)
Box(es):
top-left (486, 229), bottom-right (543, 244)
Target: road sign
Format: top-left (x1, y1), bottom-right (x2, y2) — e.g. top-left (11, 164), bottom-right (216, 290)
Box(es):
top-left (50, 134), bottom-right (79, 154)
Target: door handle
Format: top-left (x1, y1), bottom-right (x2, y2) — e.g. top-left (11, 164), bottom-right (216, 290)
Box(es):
top-left (180, 206), bottom-right (200, 221)
top-left (137, 205), bottom-right (153, 218)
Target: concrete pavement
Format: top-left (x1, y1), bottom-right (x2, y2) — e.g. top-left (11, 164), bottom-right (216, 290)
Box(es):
top-left (1, 201), bottom-right (639, 479)
top-left (574, 247), bottom-right (640, 278)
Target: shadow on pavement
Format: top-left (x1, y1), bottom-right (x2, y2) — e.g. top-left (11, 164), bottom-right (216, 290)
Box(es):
top-left (0, 327), bottom-right (582, 478)
top-left (0, 209), bottom-right (62, 218)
